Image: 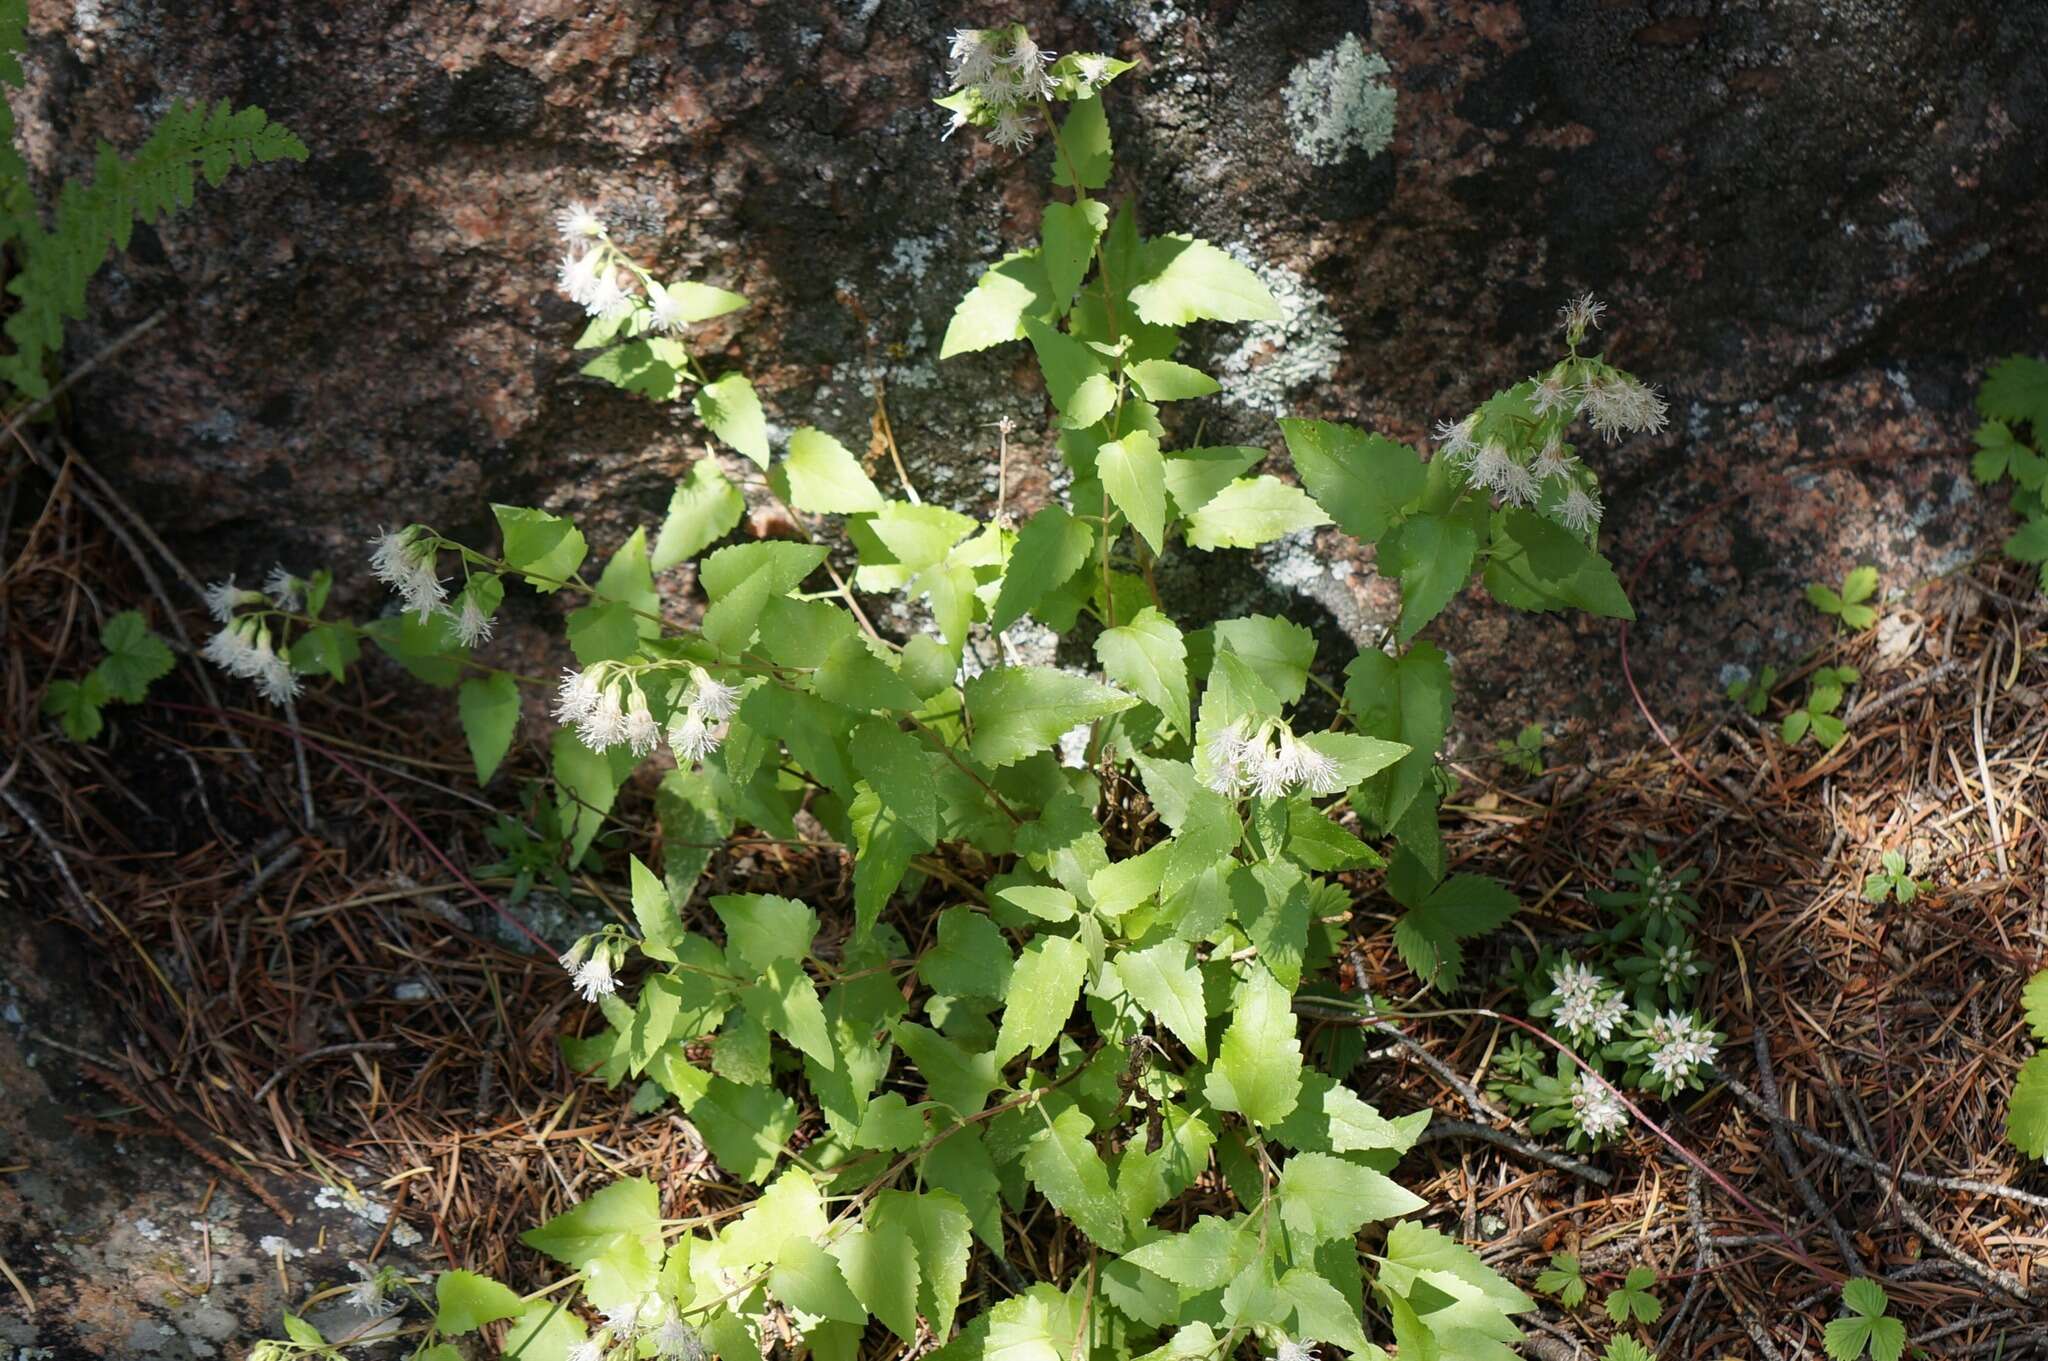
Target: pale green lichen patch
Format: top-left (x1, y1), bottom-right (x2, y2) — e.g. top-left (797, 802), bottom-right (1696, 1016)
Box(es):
top-left (1283, 34), bottom-right (1396, 166)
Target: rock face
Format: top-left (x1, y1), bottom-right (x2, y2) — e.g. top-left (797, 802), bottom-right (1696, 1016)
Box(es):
top-left (13, 0), bottom-right (2048, 730)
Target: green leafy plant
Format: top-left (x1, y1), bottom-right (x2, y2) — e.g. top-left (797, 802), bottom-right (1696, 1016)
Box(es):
top-left (1822, 1279), bottom-right (1906, 1361)
top-left (1495, 851), bottom-right (1719, 1149)
top-left (1602, 1265), bottom-right (1662, 1326)
top-left (1534, 1250), bottom-right (1587, 1307)
top-left (0, 0), bottom-right (307, 399)
top-left (1602, 1338), bottom-right (1653, 1361)
top-left (1971, 354), bottom-right (2048, 590)
top-left (39, 609), bottom-right (174, 740)
top-left (1804, 565), bottom-right (1879, 631)
top-left (1781, 664), bottom-right (1860, 750)
top-left (233, 24), bottom-right (1674, 1360)
top-left (2005, 969), bottom-right (2048, 1159)
top-left (1724, 662), bottom-right (1779, 717)
top-left (1495, 720), bottom-right (1546, 776)
top-left (1860, 850), bottom-right (1922, 905)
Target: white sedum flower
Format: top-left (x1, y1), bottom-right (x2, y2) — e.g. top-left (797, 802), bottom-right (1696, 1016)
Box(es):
top-left (1569, 1070), bottom-right (1629, 1140)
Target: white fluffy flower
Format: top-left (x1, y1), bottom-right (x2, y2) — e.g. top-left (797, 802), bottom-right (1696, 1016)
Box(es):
top-left (558, 246), bottom-right (606, 308)
top-left (367, 527), bottom-right (444, 621)
top-left (345, 1262), bottom-right (397, 1315)
top-left (1274, 729), bottom-right (1346, 796)
top-left (988, 104), bottom-right (1037, 150)
top-left (1075, 54), bottom-right (1113, 90)
top-left (567, 1339), bottom-right (606, 1361)
top-left (668, 708), bottom-right (721, 764)
top-left (1531, 437), bottom-right (1576, 481)
top-left (1579, 375), bottom-right (1669, 443)
top-left (204, 576), bottom-right (247, 622)
top-left (553, 667), bottom-right (603, 726)
top-left (606, 1293), bottom-right (663, 1338)
top-left (262, 565), bottom-right (302, 610)
top-left (1569, 1071), bottom-right (1629, 1140)
top-left (1553, 486), bottom-right (1603, 534)
top-left (452, 593), bottom-right (494, 646)
top-left (947, 28), bottom-right (995, 89)
top-left (586, 269), bottom-right (636, 321)
top-left (689, 669), bottom-right (740, 722)
top-left (1270, 1340), bottom-right (1317, 1361)
top-left (578, 686), bottom-right (628, 752)
top-left (1433, 415), bottom-right (1477, 466)
top-left (624, 689), bottom-right (661, 758)
top-left (203, 621), bottom-right (261, 676)
top-left (1467, 439), bottom-right (1515, 494)
top-left (556, 200), bottom-right (605, 241)
top-left (1495, 457), bottom-right (1541, 508)
top-left (1559, 292), bottom-right (1605, 339)
top-left (571, 949), bottom-right (617, 1003)
top-left (1203, 718), bottom-right (1255, 794)
top-left (252, 633), bottom-right (302, 706)
top-left (1531, 372), bottom-right (1577, 418)
top-left (648, 282), bottom-right (692, 333)
top-left (654, 1315), bottom-right (702, 1359)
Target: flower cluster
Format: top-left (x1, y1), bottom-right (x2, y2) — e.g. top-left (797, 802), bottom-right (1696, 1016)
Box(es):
top-left (1547, 959), bottom-right (1629, 1043)
top-left (1568, 1070), bottom-right (1630, 1141)
top-left (369, 525), bottom-right (447, 621)
top-left (1631, 1009), bottom-right (1720, 1095)
top-left (1203, 718), bottom-right (1346, 798)
top-left (944, 26), bottom-right (1055, 149)
top-left (202, 615), bottom-right (301, 705)
top-left (345, 1261), bottom-right (402, 1316)
top-left (557, 1290), bottom-right (702, 1361)
top-left (553, 662), bottom-right (739, 764)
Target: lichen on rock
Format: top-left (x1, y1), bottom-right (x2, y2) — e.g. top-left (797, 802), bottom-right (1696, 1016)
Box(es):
top-left (1283, 34), bottom-right (1396, 167)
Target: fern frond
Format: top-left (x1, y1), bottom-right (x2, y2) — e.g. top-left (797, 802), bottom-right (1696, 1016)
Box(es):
top-left (0, 96), bottom-right (307, 400)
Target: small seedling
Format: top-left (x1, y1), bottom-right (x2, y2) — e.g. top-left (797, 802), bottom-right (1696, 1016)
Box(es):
top-left (1603, 1265), bottom-right (1662, 1326)
top-left (1822, 1279), bottom-right (1906, 1361)
top-left (1496, 721), bottom-right (1547, 776)
top-left (1603, 1339), bottom-right (1653, 1361)
top-left (1782, 664), bottom-right (1860, 749)
top-left (40, 610), bottom-right (176, 741)
top-left (1806, 565), bottom-right (1880, 630)
top-left (1726, 663), bottom-right (1779, 716)
top-left (1534, 1251), bottom-right (1587, 1308)
top-left (1861, 850), bottom-right (1921, 904)
top-left (1972, 355), bottom-right (2048, 591)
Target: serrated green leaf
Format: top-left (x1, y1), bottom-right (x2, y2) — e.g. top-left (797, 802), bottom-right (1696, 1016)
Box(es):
top-left (1214, 614), bottom-right (1317, 706)
top-left (1097, 607), bottom-right (1190, 735)
top-left (871, 1189), bottom-right (974, 1339)
top-left (965, 665), bottom-right (1136, 768)
top-left (1279, 418), bottom-right (1427, 544)
top-left (1183, 475), bottom-right (1330, 551)
top-left (1379, 512), bottom-right (1477, 642)
top-left (682, 1075), bottom-right (797, 1183)
top-left (433, 1269), bottom-right (524, 1334)
top-left (770, 1238), bottom-right (868, 1325)
top-left (994, 504), bottom-right (1095, 632)
top-left (785, 426), bottom-right (884, 515)
top-left (1203, 966), bottom-right (1302, 1127)
top-left (2022, 969), bottom-right (2048, 1042)
top-left (1162, 446), bottom-right (1265, 517)
top-left (995, 934), bottom-right (1089, 1061)
top-left (1275, 1267), bottom-right (1372, 1355)
top-left (493, 504), bottom-right (588, 592)
top-left (697, 541), bottom-right (829, 654)
top-left (739, 959), bottom-right (836, 1070)
top-left (834, 1221), bottom-right (922, 1343)
top-left (1114, 941), bottom-right (1208, 1060)
top-left (1277, 1152), bottom-right (1427, 1241)
top-left (2006, 1051), bottom-right (2048, 1158)
top-left (1603, 1266), bottom-right (1662, 1325)
top-left (1023, 1107), bottom-right (1126, 1249)
top-left (1023, 316), bottom-right (1116, 429)
top-left (1392, 874), bottom-right (1517, 990)
top-left (919, 905), bottom-right (1014, 999)
top-left (1042, 199), bottom-right (1108, 310)
top-left (520, 1176), bottom-right (663, 1268)
top-left (1128, 234), bottom-right (1280, 327)
top-left (1128, 358), bottom-right (1221, 402)
top-left (693, 370), bottom-right (770, 468)
top-left (2004, 516), bottom-right (2048, 564)
top-left (712, 893), bottom-right (818, 973)
top-left (1099, 428), bottom-right (1168, 554)
top-left (652, 459), bottom-right (745, 570)
top-left (1124, 1216), bottom-right (1256, 1291)
top-left (1978, 354), bottom-right (2048, 432)
top-left (95, 610), bottom-right (174, 702)
top-left (941, 251), bottom-right (1053, 358)
top-left (1051, 96), bottom-right (1112, 189)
